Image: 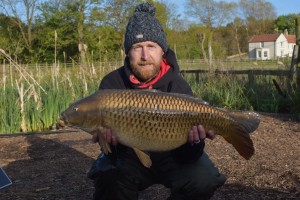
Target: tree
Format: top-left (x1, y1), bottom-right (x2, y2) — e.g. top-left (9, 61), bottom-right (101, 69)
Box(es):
top-left (275, 14), bottom-right (298, 34)
top-left (227, 17), bottom-right (247, 58)
top-left (100, 0), bottom-right (142, 58)
top-left (239, 0), bottom-right (276, 21)
top-left (239, 0), bottom-right (276, 35)
top-left (186, 0), bottom-right (237, 29)
top-left (160, 0), bottom-right (186, 31)
top-left (36, 0), bottom-right (103, 64)
top-left (185, 0), bottom-right (238, 64)
top-left (0, 0), bottom-right (39, 62)
top-left (36, 0), bottom-right (78, 62)
top-left (0, 13), bottom-right (24, 61)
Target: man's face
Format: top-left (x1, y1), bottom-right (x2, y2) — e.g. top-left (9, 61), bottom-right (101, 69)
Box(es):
top-left (128, 41), bottom-right (164, 82)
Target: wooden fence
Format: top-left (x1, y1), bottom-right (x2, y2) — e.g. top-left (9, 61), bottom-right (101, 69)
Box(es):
top-left (180, 40), bottom-right (299, 97)
top-left (180, 68), bottom-right (294, 97)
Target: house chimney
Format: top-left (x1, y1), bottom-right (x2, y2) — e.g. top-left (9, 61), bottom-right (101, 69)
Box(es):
top-left (284, 29), bottom-right (288, 36)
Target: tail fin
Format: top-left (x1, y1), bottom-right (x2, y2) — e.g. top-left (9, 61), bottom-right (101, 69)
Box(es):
top-left (224, 111), bottom-right (260, 160)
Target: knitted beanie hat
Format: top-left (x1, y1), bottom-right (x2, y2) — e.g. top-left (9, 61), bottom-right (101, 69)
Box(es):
top-left (124, 2), bottom-right (168, 54)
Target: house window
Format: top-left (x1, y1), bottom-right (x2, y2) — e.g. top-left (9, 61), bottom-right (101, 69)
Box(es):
top-left (258, 50), bottom-right (261, 58)
top-left (260, 42), bottom-right (264, 47)
top-left (264, 51), bottom-right (268, 58)
top-left (291, 44), bottom-right (295, 49)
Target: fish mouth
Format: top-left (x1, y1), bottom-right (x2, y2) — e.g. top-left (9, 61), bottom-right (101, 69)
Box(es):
top-left (58, 118), bottom-right (66, 127)
top-left (56, 113), bottom-right (93, 132)
top-left (57, 113), bottom-right (68, 128)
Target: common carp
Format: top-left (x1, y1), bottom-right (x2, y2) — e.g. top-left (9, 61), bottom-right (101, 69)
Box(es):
top-left (59, 89), bottom-right (260, 167)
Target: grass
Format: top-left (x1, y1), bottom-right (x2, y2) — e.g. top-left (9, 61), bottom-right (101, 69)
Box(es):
top-left (0, 53), bottom-right (298, 134)
top-left (178, 58), bottom-right (291, 71)
top-left (186, 72), bottom-right (299, 114)
top-left (188, 74), bottom-right (252, 110)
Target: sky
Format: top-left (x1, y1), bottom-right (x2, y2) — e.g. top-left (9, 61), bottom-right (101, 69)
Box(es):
top-left (164, 0), bottom-right (300, 17)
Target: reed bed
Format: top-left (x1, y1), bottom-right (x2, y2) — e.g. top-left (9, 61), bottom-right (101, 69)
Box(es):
top-left (0, 50), bottom-right (298, 134)
top-left (188, 72), bottom-right (299, 114)
top-left (0, 50), bottom-right (115, 134)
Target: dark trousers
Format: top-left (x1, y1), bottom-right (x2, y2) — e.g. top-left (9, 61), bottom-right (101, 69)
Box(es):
top-left (89, 150), bottom-right (226, 200)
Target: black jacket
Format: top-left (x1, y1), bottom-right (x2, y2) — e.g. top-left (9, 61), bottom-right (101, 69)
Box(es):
top-left (99, 49), bottom-right (204, 163)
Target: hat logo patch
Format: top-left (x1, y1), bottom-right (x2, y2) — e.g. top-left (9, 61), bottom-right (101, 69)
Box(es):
top-left (136, 34), bottom-right (143, 39)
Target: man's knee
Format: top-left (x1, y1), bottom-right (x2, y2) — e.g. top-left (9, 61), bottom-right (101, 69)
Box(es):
top-left (194, 167), bottom-right (226, 193)
top-left (93, 168), bottom-right (139, 200)
top-left (89, 153), bottom-right (140, 200)
top-left (169, 153), bottom-right (227, 199)
top-left (170, 173), bottom-right (225, 199)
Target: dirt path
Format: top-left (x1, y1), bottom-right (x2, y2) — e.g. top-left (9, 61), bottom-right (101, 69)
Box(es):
top-left (0, 113), bottom-right (299, 200)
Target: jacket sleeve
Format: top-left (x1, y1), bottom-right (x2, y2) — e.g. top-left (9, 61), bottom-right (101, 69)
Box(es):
top-left (169, 75), bottom-right (205, 163)
top-left (99, 68), bottom-right (127, 89)
top-left (98, 68), bottom-right (130, 157)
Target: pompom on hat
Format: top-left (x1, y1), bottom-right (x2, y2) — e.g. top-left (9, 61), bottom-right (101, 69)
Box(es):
top-left (124, 2), bottom-right (168, 54)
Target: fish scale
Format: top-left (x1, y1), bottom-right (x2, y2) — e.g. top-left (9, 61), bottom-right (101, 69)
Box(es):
top-left (60, 89), bottom-right (260, 167)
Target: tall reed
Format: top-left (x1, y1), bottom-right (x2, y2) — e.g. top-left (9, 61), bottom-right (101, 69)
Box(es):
top-left (0, 50), bottom-right (106, 134)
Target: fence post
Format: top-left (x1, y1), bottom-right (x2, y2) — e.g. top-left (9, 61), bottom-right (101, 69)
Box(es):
top-left (296, 17), bottom-right (300, 88)
top-left (288, 45), bottom-right (298, 94)
top-left (248, 70), bottom-right (255, 88)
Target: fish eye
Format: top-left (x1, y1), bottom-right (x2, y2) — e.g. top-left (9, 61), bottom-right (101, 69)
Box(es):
top-left (73, 107), bottom-right (79, 111)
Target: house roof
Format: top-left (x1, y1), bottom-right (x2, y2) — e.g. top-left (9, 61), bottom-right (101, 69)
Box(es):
top-left (249, 33), bottom-right (296, 44)
top-left (248, 33), bottom-right (281, 43)
top-left (285, 34), bottom-right (296, 43)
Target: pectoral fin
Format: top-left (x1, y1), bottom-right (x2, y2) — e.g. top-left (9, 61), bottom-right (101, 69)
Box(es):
top-left (133, 147), bottom-right (152, 168)
top-left (97, 129), bottom-right (112, 154)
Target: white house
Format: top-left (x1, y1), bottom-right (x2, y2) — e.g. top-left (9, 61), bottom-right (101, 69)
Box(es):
top-left (285, 34), bottom-right (296, 57)
top-left (248, 32), bottom-right (296, 60)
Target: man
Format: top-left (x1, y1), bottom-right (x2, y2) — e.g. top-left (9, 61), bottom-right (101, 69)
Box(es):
top-left (88, 2), bottom-right (226, 200)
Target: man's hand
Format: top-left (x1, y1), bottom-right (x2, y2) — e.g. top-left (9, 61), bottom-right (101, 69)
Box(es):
top-left (91, 128), bottom-right (118, 146)
top-left (188, 125), bottom-right (215, 145)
